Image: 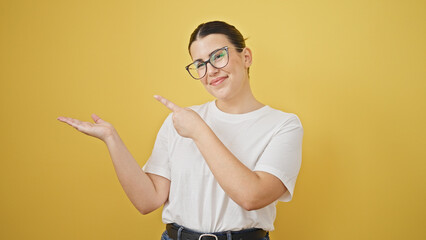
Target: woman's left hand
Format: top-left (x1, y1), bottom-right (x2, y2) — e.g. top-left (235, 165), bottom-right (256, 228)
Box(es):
top-left (154, 95), bottom-right (207, 140)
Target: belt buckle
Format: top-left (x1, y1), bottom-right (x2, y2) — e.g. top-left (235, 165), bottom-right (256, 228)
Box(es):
top-left (198, 233), bottom-right (218, 240)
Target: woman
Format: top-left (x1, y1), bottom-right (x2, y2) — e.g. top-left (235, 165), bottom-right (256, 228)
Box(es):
top-left (57, 21), bottom-right (303, 240)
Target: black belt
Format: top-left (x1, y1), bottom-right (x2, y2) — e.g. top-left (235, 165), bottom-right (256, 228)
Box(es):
top-left (166, 223), bottom-right (268, 240)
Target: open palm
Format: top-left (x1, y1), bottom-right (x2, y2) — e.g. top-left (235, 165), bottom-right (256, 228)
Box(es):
top-left (57, 113), bottom-right (115, 141)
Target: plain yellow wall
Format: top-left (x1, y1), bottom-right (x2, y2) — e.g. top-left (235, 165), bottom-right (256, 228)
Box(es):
top-left (1, 0), bottom-right (425, 239)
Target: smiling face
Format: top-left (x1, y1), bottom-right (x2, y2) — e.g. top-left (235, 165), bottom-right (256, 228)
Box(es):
top-left (189, 34), bottom-right (253, 102)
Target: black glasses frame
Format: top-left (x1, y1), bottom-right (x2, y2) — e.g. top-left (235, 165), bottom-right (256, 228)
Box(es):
top-left (186, 46), bottom-right (243, 80)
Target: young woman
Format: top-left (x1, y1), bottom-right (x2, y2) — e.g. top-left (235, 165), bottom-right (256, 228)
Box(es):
top-left (57, 21), bottom-right (303, 240)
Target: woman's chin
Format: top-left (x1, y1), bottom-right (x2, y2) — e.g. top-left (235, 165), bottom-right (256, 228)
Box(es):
top-left (212, 92), bottom-right (235, 102)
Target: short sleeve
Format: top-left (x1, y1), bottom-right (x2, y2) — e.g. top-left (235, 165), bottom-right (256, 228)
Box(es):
top-left (253, 114), bottom-right (304, 202)
top-left (142, 114), bottom-right (172, 180)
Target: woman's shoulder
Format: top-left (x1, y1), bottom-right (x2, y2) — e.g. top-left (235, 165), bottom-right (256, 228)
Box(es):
top-left (265, 106), bottom-right (303, 127)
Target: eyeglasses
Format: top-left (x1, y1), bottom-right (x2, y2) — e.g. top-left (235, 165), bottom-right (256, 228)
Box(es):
top-left (185, 46), bottom-right (243, 80)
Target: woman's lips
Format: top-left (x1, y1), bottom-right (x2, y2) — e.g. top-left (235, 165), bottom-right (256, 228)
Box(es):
top-left (210, 76), bottom-right (228, 86)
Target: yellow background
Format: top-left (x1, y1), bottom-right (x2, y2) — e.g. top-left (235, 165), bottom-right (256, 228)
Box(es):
top-left (1, 0), bottom-right (425, 239)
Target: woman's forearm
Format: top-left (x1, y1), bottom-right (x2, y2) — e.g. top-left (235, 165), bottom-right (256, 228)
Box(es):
top-left (193, 125), bottom-right (265, 210)
top-left (193, 123), bottom-right (287, 211)
top-left (104, 130), bottom-right (166, 214)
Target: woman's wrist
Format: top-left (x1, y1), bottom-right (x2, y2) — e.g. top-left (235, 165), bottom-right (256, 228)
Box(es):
top-left (192, 122), bottom-right (214, 144)
top-left (103, 127), bottom-right (119, 146)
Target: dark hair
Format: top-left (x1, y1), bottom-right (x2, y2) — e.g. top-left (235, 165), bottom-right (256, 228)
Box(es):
top-left (188, 21), bottom-right (247, 54)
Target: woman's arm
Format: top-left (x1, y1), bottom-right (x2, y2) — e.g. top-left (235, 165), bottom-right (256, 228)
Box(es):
top-left (154, 96), bottom-right (286, 211)
top-left (104, 130), bottom-right (170, 214)
top-left (57, 114), bottom-right (170, 214)
top-left (192, 125), bottom-right (287, 211)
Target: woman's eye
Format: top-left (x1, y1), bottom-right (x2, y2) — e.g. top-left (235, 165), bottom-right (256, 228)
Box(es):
top-left (213, 52), bottom-right (225, 60)
top-left (195, 63), bottom-right (205, 69)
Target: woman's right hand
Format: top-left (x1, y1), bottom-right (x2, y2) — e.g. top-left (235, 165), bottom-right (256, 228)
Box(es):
top-left (57, 113), bottom-right (116, 142)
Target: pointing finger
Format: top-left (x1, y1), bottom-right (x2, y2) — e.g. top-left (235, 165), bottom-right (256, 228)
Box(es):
top-left (154, 95), bottom-right (181, 112)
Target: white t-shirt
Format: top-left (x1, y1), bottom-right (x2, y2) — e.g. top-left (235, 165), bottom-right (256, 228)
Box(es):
top-left (142, 101), bottom-right (303, 232)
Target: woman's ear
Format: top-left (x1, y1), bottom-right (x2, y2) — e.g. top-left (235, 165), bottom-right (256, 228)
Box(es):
top-left (243, 47), bottom-right (253, 68)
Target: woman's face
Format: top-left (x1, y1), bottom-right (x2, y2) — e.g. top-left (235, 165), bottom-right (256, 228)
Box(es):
top-left (189, 34), bottom-right (252, 102)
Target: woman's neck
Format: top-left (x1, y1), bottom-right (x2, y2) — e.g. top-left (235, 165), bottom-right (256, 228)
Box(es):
top-left (215, 92), bottom-right (264, 114)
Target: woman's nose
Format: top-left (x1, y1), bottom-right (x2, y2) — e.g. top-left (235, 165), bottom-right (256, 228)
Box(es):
top-left (206, 62), bottom-right (220, 76)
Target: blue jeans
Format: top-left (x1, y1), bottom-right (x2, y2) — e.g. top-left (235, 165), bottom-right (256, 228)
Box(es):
top-left (160, 229), bottom-right (270, 240)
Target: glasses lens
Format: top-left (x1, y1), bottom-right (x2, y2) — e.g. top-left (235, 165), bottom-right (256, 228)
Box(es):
top-left (210, 49), bottom-right (228, 68)
top-left (188, 61), bottom-right (206, 79)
